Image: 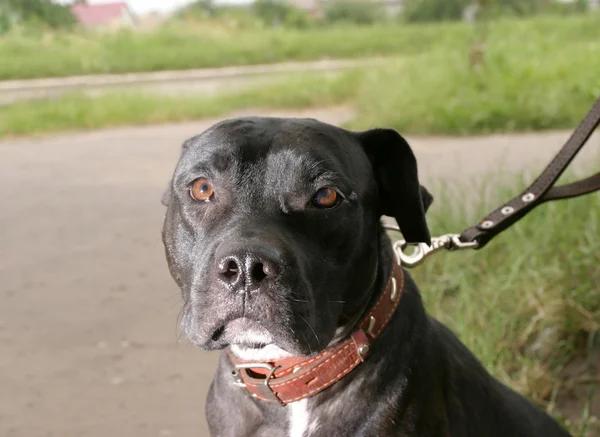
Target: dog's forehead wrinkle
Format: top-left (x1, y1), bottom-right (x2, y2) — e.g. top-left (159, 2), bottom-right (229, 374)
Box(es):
top-left (234, 160), bottom-right (271, 211)
top-left (266, 148), bottom-right (342, 188)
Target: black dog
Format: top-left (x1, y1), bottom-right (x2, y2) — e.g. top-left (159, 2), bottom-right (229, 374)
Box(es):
top-left (162, 117), bottom-right (571, 437)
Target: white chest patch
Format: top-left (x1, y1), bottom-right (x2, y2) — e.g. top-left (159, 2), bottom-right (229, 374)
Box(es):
top-left (288, 399), bottom-right (311, 437)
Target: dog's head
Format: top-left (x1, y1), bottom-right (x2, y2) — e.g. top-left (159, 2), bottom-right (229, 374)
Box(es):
top-left (162, 117), bottom-right (431, 356)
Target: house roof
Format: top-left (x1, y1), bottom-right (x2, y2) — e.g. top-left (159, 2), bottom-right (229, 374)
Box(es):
top-left (70, 2), bottom-right (132, 27)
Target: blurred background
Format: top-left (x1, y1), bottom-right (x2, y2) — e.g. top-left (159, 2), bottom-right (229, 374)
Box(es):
top-left (0, 0), bottom-right (599, 436)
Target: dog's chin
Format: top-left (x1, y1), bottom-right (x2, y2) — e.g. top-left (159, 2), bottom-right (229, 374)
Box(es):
top-left (223, 317), bottom-right (274, 347)
top-left (187, 317), bottom-right (276, 350)
top-left (225, 318), bottom-right (317, 361)
top-left (230, 343), bottom-right (293, 361)
top-left (186, 316), bottom-right (321, 358)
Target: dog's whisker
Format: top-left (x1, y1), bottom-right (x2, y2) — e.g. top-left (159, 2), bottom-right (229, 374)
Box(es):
top-left (298, 314), bottom-right (320, 348)
top-left (163, 292), bottom-right (182, 301)
top-left (287, 297), bottom-right (310, 303)
top-left (175, 295), bottom-right (191, 344)
top-left (176, 321), bottom-right (188, 344)
top-left (299, 330), bottom-right (314, 356)
top-left (167, 298), bottom-right (184, 310)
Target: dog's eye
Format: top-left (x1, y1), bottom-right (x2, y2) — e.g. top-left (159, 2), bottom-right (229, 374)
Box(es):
top-left (190, 178), bottom-right (214, 202)
top-left (312, 187), bottom-right (341, 209)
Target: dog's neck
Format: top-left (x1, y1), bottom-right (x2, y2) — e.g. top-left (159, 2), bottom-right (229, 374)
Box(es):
top-left (329, 227), bottom-right (395, 344)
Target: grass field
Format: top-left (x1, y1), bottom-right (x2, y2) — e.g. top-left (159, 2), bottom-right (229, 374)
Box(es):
top-left (0, 14), bottom-right (597, 80)
top-left (411, 180), bottom-right (600, 435)
top-left (0, 71), bottom-right (362, 136)
top-left (2, 17), bottom-right (599, 138)
top-left (352, 38), bottom-right (600, 134)
top-left (1, 21), bottom-right (467, 80)
top-left (2, 14), bottom-right (599, 138)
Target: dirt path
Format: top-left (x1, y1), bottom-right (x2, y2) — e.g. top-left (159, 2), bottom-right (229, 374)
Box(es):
top-left (0, 58), bottom-right (390, 105)
top-left (1, 107), bottom-right (598, 437)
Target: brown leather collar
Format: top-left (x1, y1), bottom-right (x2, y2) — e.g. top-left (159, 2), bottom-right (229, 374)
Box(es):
top-left (227, 262), bottom-right (404, 405)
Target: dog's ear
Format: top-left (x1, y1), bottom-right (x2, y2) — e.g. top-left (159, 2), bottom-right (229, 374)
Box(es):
top-left (161, 137), bottom-right (197, 206)
top-left (357, 128), bottom-right (432, 245)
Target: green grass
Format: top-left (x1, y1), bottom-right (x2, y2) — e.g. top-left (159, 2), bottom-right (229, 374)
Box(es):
top-left (0, 21), bottom-right (469, 80)
top-left (351, 18), bottom-right (600, 134)
top-left (410, 179), bottom-right (600, 435)
top-left (2, 16), bottom-right (599, 138)
top-left (1, 13), bottom-right (598, 80)
top-left (2, 14), bottom-right (599, 137)
top-left (0, 71), bottom-right (363, 136)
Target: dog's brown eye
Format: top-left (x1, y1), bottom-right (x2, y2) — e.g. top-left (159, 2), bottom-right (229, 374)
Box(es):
top-left (313, 187), bottom-right (340, 208)
top-left (190, 178), bottom-right (214, 202)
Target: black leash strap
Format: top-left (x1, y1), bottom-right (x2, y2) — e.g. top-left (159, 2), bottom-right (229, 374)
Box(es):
top-left (391, 95), bottom-right (600, 268)
top-left (459, 95), bottom-right (600, 249)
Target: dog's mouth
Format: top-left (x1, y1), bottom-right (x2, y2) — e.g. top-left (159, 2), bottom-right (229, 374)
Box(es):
top-left (211, 317), bottom-right (274, 348)
top-left (208, 317), bottom-right (295, 361)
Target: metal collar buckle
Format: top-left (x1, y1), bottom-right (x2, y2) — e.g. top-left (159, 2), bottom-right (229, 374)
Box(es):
top-left (231, 362), bottom-right (284, 405)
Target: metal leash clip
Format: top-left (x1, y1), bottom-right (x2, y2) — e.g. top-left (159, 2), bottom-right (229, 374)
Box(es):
top-left (384, 224), bottom-right (478, 268)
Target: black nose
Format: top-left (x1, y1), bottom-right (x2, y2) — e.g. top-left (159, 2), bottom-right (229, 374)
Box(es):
top-left (216, 249), bottom-right (280, 293)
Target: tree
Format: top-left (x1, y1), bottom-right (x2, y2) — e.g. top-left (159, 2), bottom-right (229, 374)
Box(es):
top-left (404, 0), bottom-right (471, 22)
top-left (324, 0), bottom-right (386, 25)
top-left (0, 0), bottom-right (75, 29)
top-left (193, 0), bottom-right (215, 16)
top-left (252, 0), bottom-right (292, 26)
top-left (402, 0), bottom-right (576, 22)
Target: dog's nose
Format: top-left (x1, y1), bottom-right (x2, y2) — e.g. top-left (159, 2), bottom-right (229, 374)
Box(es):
top-left (216, 249), bottom-right (280, 293)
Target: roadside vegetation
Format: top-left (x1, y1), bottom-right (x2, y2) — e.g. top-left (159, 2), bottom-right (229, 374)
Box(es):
top-left (0, 1), bottom-right (595, 80)
top-left (2, 13), bottom-right (599, 137)
top-left (0, 71), bottom-right (361, 136)
top-left (1, 22), bottom-right (467, 80)
top-left (412, 179), bottom-right (600, 436)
